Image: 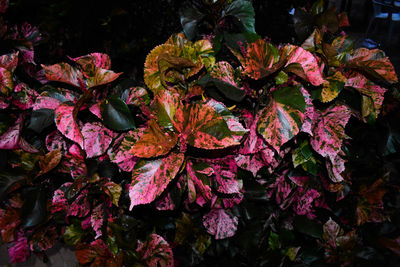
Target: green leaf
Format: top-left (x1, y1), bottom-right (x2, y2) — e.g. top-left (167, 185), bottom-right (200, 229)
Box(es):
top-left (102, 95), bottom-right (136, 131)
top-left (275, 71), bottom-right (288, 85)
top-left (294, 216), bottom-right (323, 239)
top-left (64, 223), bottom-right (84, 246)
top-left (27, 109), bottom-right (55, 133)
top-left (179, 6), bottom-right (205, 40)
top-left (20, 187), bottom-right (47, 228)
top-left (268, 231), bottom-right (281, 250)
top-left (197, 74), bottom-right (245, 102)
top-left (225, 0), bottom-right (256, 34)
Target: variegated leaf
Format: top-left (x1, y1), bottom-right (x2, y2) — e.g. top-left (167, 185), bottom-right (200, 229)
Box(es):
top-left (257, 86), bottom-right (306, 152)
top-left (109, 129), bottom-right (143, 172)
top-left (42, 63), bottom-right (84, 88)
top-left (136, 234), bottom-right (173, 267)
top-left (54, 103), bottom-right (84, 148)
top-left (82, 122), bottom-right (114, 158)
top-left (186, 161), bottom-right (213, 206)
top-left (129, 120), bottom-right (177, 158)
top-left (129, 152), bottom-right (184, 209)
top-left (203, 208), bottom-right (239, 239)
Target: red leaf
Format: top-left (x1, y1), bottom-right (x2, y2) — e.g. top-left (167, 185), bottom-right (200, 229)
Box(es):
top-left (33, 95), bottom-right (61, 110)
top-left (71, 53), bottom-right (112, 70)
top-left (82, 122), bottom-right (114, 158)
top-left (129, 152), bottom-right (184, 209)
top-left (203, 208), bottom-right (239, 239)
top-left (136, 234), bottom-right (174, 267)
top-left (186, 160), bottom-right (213, 206)
top-left (45, 130), bottom-right (68, 152)
top-left (91, 204), bottom-right (104, 239)
top-left (129, 119), bottom-right (178, 158)
top-left (35, 147), bottom-right (62, 178)
top-left (42, 62), bottom-right (84, 88)
top-left (54, 103), bottom-right (84, 148)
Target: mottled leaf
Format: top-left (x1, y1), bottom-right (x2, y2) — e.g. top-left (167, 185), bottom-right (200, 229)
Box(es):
top-left (129, 119), bottom-right (177, 158)
top-left (347, 48), bottom-right (398, 84)
top-left (129, 152), bottom-right (184, 209)
top-left (42, 62), bottom-right (84, 88)
top-left (151, 90), bottom-right (180, 130)
top-left (82, 122), bottom-right (114, 158)
top-left (35, 148), bottom-right (62, 178)
top-left (136, 234), bottom-right (173, 267)
top-left (321, 71), bottom-right (346, 103)
top-left (203, 208), bottom-right (238, 239)
top-left (54, 103), bottom-right (84, 148)
top-left (186, 161), bottom-right (213, 206)
top-left (104, 181), bottom-right (122, 207)
top-left (109, 129), bottom-right (143, 172)
top-left (322, 218), bottom-right (341, 247)
top-left (258, 86), bottom-right (306, 152)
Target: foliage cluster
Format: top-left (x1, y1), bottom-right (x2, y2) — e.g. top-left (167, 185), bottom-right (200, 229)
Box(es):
top-left (1, 0), bottom-right (400, 266)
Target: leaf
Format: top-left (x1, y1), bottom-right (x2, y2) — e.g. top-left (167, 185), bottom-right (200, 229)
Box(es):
top-left (42, 62), bottom-right (84, 88)
top-left (20, 187), bottom-right (47, 228)
top-left (293, 8), bottom-right (314, 42)
top-left (27, 109), bottom-right (55, 133)
top-left (35, 148), bottom-right (62, 178)
top-left (104, 181), bottom-right (122, 206)
top-left (311, 0), bottom-right (324, 15)
top-left (71, 53), bottom-right (112, 70)
top-left (129, 120), bottom-right (177, 158)
top-left (122, 86), bottom-right (150, 106)
top-left (179, 5), bottom-right (205, 40)
top-left (225, 0), bottom-right (256, 34)
top-left (0, 52), bottom-right (18, 95)
top-left (345, 73), bottom-right (387, 118)
top-left (239, 38), bottom-right (284, 80)
top-left (321, 72), bottom-right (346, 103)
top-left (283, 45), bottom-right (326, 86)
top-left (109, 129), bottom-right (143, 172)
top-left (347, 48), bottom-right (398, 84)
top-left (202, 208), bottom-right (239, 239)
top-left (151, 90), bottom-right (180, 130)
top-left (64, 223), bottom-right (84, 246)
top-left (379, 236), bottom-right (400, 256)
top-left (0, 115), bottom-right (23, 150)
top-left (91, 204), bottom-right (104, 239)
top-left (294, 216), bottom-right (323, 239)
top-left (55, 103), bottom-right (84, 148)
top-left (186, 160), bottom-right (213, 205)
top-left (136, 234), bottom-right (174, 267)
top-left (0, 169), bottom-right (25, 201)
top-left (322, 218), bottom-right (341, 247)
top-left (257, 86), bottom-right (306, 152)
top-left (310, 105), bottom-right (351, 182)
top-left (197, 61), bottom-right (245, 102)
top-left (82, 122), bottom-right (114, 158)
top-left (174, 102), bottom-right (240, 150)
top-left (102, 95), bottom-right (136, 131)
top-left (129, 152), bottom-right (184, 209)
top-left (75, 239), bottom-right (115, 266)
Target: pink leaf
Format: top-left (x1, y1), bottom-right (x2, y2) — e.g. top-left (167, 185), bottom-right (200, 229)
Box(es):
top-left (235, 154), bottom-right (265, 177)
top-left (71, 53), bottom-right (112, 70)
top-left (203, 209), bottom-right (239, 239)
top-left (12, 83), bottom-right (38, 110)
top-left (89, 102), bottom-right (102, 119)
top-left (82, 122), bottom-right (114, 158)
top-left (54, 103), bottom-right (84, 148)
top-left (322, 218), bottom-right (341, 248)
top-left (45, 130), bottom-right (68, 152)
top-left (136, 234), bottom-right (174, 267)
top-left (51, 189), bottom-right (68, 213)
top-left (91, 204), bottom-right (104, 239)
top-left (0, 115), bottom-right (22, 150)
top-left (67, 190), bottom-right (90, 218)
top-left (8, 233), bottom-right (30, 263)
top-left (292, 188), bottom-right (320, 216)
top-left (155, 193), bottom-right (175, 211)
top-left (42, 62), bottom-right (84, 88)
top-left (0, 51), bottom-right (18, 71)
top-left (129, 152), bottom-right (184, 209)
top-left (33, 95), bottom-right (61, 111)
top-left (186, 160), bottom-right (213, 206)
top-left (109, 129), bottom-right (144, 172)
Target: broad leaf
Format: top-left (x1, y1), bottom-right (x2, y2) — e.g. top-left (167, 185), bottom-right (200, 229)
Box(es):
top-left (174, 102), bottom-right (240, 150)
top-left (0, 52), bottom-right (18, 95)
top-left (20, 187), bottom-right (47, 228)
top-left (129, 119), bottom-right (177, 158)
top-left (151, 90), bottom-right (180, 130)
top-left (109, 129), bottom-right (143, 172)
top-left (82, 122), bottom-right (114, 158)
top-left (136, 234), bottom-right (174, 267)
top-left (71, 53), bottom-right (112, 70)
top-left (129, 152), bottom-right (184, 209)
top-left (257, 86), bottom-right (306, 152)
top-left (322, 218), bottom-right (341, 247)
top-left (186, 161), bottom-right (213, 206)
top-left (225, 0), bottom-right (256, 34)
top-left (102, 95), bottom-right (136, 131)
top-left (321, 71), bottom-right (346, 103)
top-left (310, 105), bottom-right (351, 182)
top-left (42, 62), bottom-right (84, 88)
top-left (54, 103), bottom-right (84, 148)
top-left (35, 148), bottom-right (62, 178)
top-left (103, 181), bottom-right (122, 207)
top-left (203, 208), bottom-right (239, 239)
top-left (347, 48), bottom-right (398, 84)
top-left (64, 223), bottom-right (84, 246)
top-left (0, 169), bottom-right (25, 201)
top-left (27, 109), bottom-right (54, 134)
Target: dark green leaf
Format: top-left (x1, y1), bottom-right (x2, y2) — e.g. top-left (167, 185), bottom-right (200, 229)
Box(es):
top-left (102, 95), bottom-right (136, 131)
top-left (197, 74), bottom-right (245, 102)
top-left (179, 6), bottom-right (206, 40)
top-left (311, 0), bottom-right (324, 16)
top-left (293, 8), bottom-right (314, 42)
top-left (225, 0), bottom-right (256, 34)
top-left (21, 187), bottom-right (47, 228)
top-left (0, 169), bottom-right (25, 201)
top-left (27, 109), bottom-right (55, 133)
top-left (294, 216), bottom-right (323, 239)
top-left (272, 86), bottom-right (306, 113)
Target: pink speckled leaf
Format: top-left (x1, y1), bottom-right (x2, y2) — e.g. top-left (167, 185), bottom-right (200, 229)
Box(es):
top-left (235, 154), bottom-right (265, 176)
top-left (60, 144), bottom-right (87, 178)
top-left (136, 234), bottom-right (173, 267)
top-left (257, 86), bottom-right (306, 152)
top-left (310, 105), bottom-right (351, 182)
top-left (0, 115), bottom-right (23, 150)
top-left (283, 45), bottom-right (325, 86)
top-left (206, 157), bottom-right (242, 194)
top-left (0, 52), bottom-right (18, 71)
top-left (203, 208), bottom-right (239, 239)
top-left (91, 204), bottom-right (104, 239)
top-left (89, 102), bottom-right (103, 119)
top-left (33, 95), bottom-right (61, 111)
top-left (109, 129), bottom-right (143, 172)
top-left (85, 68), bottom-right (122, 88)
top-left (67, 189), bottom-right (90, 218)
top-left (129, 152), bottom-right (184, 209)
top-left (42, 63), bottom-right (84, 88)
top-left (82, 122), bottom-right (114, 158)
top-left (186, 160), bottom-right (213, 206)
top-left (345, 73), bottom-right (387, 118)
top-left (322, 218), bottom-right (341, 247)
top-left (292, 188), bottom-right (320, 216)
top-left (210, 61), bottom-right (238, 86)
top-left (71, 53), bottom-right (111, 70)
top-left (124, 86), bottom-right (150, 106)
top-left (55, 103), bottom-right (84, 148)
top-left (12, 83), bottom-right (38, 110)
top-left (45, 130), bottom-right (68, 152)
top-left (300, 87), bottom-right (315, 135)
top-left (155, 192), bottom-right (175, 211)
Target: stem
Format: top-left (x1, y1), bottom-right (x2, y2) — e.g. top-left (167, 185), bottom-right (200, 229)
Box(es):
top-left (73, 86), bottom-right (95, 120)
